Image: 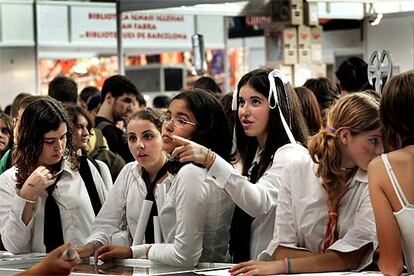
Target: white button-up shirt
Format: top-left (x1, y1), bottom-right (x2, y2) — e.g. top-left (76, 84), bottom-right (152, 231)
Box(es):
top-left (0, 159), bottom-right (108, 254)
top-left (87, 161), bottom-right (174, 245)
top-left (206, 143), bottom-right (308, 260)
top-left (132, 163), bottom-right (234, 267)
top-left (261, 152), bottom-right (377, 270)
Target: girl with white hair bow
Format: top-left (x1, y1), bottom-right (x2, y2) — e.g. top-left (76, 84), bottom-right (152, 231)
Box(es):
top-left (172, 68), bottom-right (309, 262)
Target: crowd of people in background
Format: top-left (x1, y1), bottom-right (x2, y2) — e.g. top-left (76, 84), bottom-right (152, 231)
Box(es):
top-left (0, 56), bottom-right (412, 276)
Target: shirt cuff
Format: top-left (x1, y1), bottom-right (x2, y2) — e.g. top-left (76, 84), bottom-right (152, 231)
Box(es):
top-left (257, 239), bottom-right (278, 261)
top-left (131, 244), bottom-right (151, 259)
top-left (206, 154), bottom-right (234, 189)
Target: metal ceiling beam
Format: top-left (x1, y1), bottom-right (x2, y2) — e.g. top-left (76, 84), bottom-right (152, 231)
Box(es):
top-left (307, 0), bottom-right (411, 3)
top-left (119, 0), bottom-right (247, 13)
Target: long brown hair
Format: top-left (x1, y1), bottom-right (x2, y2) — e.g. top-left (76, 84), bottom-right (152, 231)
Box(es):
top-left (14, 97), bottom-right (78, 189)
top-left (294, 86), bottom-right (322, 135)
top-left (308, 93), bottom-right (380, 202)
top-left (235, 68), bottom-right (309, 179)
top-left (380, 70), bottom-right (414, 152)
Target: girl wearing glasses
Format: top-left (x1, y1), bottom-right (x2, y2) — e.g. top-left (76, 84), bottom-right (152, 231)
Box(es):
top-left (80, 91), bottom-right (234, 267)
top-left (0, 97), bottom-right (108, 254)
top-left (231, 92), bottom-right (382, 274)
top-left (368, 71), bottom-right (414, 275)
top-left (172, 68), bottom-right (309, 262)
top-left (0, 113), bottom-right (13, 160)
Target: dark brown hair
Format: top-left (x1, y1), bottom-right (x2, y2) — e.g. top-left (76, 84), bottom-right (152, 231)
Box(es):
top-left (380, 70), bottom-right (414, 152)
top-left (304, 77), bottom-right (339, 125)
top-left (64, 104), bottom-right (94, 132)
top-left (171, 90), bottom-right (233, 163)
top-left (294, 86), bottom-right (322, 135)
top-left (14, 97), bottom-right (78, 189)
top-left (235, 68), bottom-right (309, 179)
top-left (129, 107), bottom-right (164, 133)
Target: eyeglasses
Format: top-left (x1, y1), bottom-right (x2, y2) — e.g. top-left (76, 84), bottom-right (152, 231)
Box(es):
top-left (163, 114), bottom-right (196, 128)
top-left (0, 127), bottom-right (10, 135)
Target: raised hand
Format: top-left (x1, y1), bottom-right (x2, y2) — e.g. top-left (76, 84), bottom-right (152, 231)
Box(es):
top-left (19, 166), bottom-right (56, 201)
top-left (171, 135), bottom-right (209, 166)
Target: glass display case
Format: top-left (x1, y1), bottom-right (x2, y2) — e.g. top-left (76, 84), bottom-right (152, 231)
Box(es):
top-left (0, 252), bottom-right (231, 276)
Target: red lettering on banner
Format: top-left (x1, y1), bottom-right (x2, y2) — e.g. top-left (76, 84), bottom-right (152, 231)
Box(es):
top-left (146, 33), bottom-right (187, 40)
top-left (123, 32), bottom-right (135, 38)
top-left (133, 23), bottom-right (156, 30)
top-left (122, 23), bottom-right (132, 29)
top-left (85, 31), bottom-right (117, 38)
top-left (81, 12), bottom-right (189, 41)
top-left (245, 16), bottom-right (271, 27)
top-left (83, 31), bottom-right (136, 39)
top-left (88, 13), bottom-right (116, 20)
top-left (156, 15), bottom-right (184, 22)
top-left (136, 32), bottom-right (146, 38)
top-left (130, 14), bottom-right (155, 21)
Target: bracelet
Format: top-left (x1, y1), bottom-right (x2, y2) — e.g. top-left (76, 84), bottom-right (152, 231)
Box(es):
top-left (284, 257), bottom-right (292, 274)
top-left (89, 240), bottom-right (103, 253)
top-left (203, 149), bottom-right (211, 167)
top-left (204, 149), bottom-right (216, 169)
top-left (18, 194), bottom-right (36, 204)
top-left (207, 151), bottom-right (216, 168)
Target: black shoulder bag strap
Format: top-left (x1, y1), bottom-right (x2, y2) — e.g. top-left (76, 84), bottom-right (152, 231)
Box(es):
top-left (78, 155), bottom-right (102, 215)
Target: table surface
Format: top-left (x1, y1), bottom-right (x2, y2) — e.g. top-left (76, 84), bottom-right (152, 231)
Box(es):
top-left (0, 252), bottom-right (388, 276)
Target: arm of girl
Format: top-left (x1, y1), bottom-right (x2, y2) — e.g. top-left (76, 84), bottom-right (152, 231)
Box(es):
top-left (368, 159), bottom-right (404, 276)
top-left (230, 246), bottom-right (370, 275)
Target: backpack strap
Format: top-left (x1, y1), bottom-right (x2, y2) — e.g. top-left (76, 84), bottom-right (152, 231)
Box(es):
top-left (95, 128), bottom-right (105, 149)
top-left (96, 120), bottom-right (112, 132)
top-left (78, 155), bottom-right (102, 216)
top-left (87, 155), bottom-right (101, 175)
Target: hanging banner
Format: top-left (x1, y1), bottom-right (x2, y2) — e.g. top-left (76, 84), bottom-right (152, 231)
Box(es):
top-left (71, 7), bottom-right (194, 49)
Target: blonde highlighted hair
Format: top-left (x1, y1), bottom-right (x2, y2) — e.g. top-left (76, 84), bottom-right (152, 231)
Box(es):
top-left (308, 92), bottom-right (380, 202)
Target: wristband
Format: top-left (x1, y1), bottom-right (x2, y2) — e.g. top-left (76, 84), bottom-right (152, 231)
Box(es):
top-left (203, 149), bottom-right (211, 167)
top-left (18, 194), bottom-right (36, 204)
top-left (89, 240), bottom-right (103, 253)
top-left (284, 257), bottom-right (292, 274)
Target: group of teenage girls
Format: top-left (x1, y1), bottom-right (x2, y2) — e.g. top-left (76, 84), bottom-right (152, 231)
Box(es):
top-left (0, 67), bottom-right (413, 276)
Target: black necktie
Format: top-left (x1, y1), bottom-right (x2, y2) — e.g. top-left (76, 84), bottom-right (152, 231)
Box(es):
top-left (78, 155), bottom-right (102, 215)
top-left (229, 162), bottom-right (259, 263)
top-left (142, 161), bottom-right (170, 244)
top-left (44, 173), bottom-right (64, 253)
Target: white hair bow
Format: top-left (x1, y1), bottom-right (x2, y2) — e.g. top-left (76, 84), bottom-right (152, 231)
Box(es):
top-left (231, 69), bottom-right (295, 144)
top-left (267, 69), bottom-right (295, 144)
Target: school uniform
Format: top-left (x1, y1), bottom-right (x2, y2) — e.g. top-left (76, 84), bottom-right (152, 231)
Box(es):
top-left (260, 152), bottom-right (377, 270)
top-left (132, 163), bottom-right (235, 267)
top-left (0, 159), bottom-right (108, 254)
top-left (206, 143), bottom-right (308, 260)
top-left (87, 161), bottom-right (174, 245)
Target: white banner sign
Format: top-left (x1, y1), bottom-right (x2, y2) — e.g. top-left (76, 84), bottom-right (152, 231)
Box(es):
top-left (71, 7), bottom-right (194, 49)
